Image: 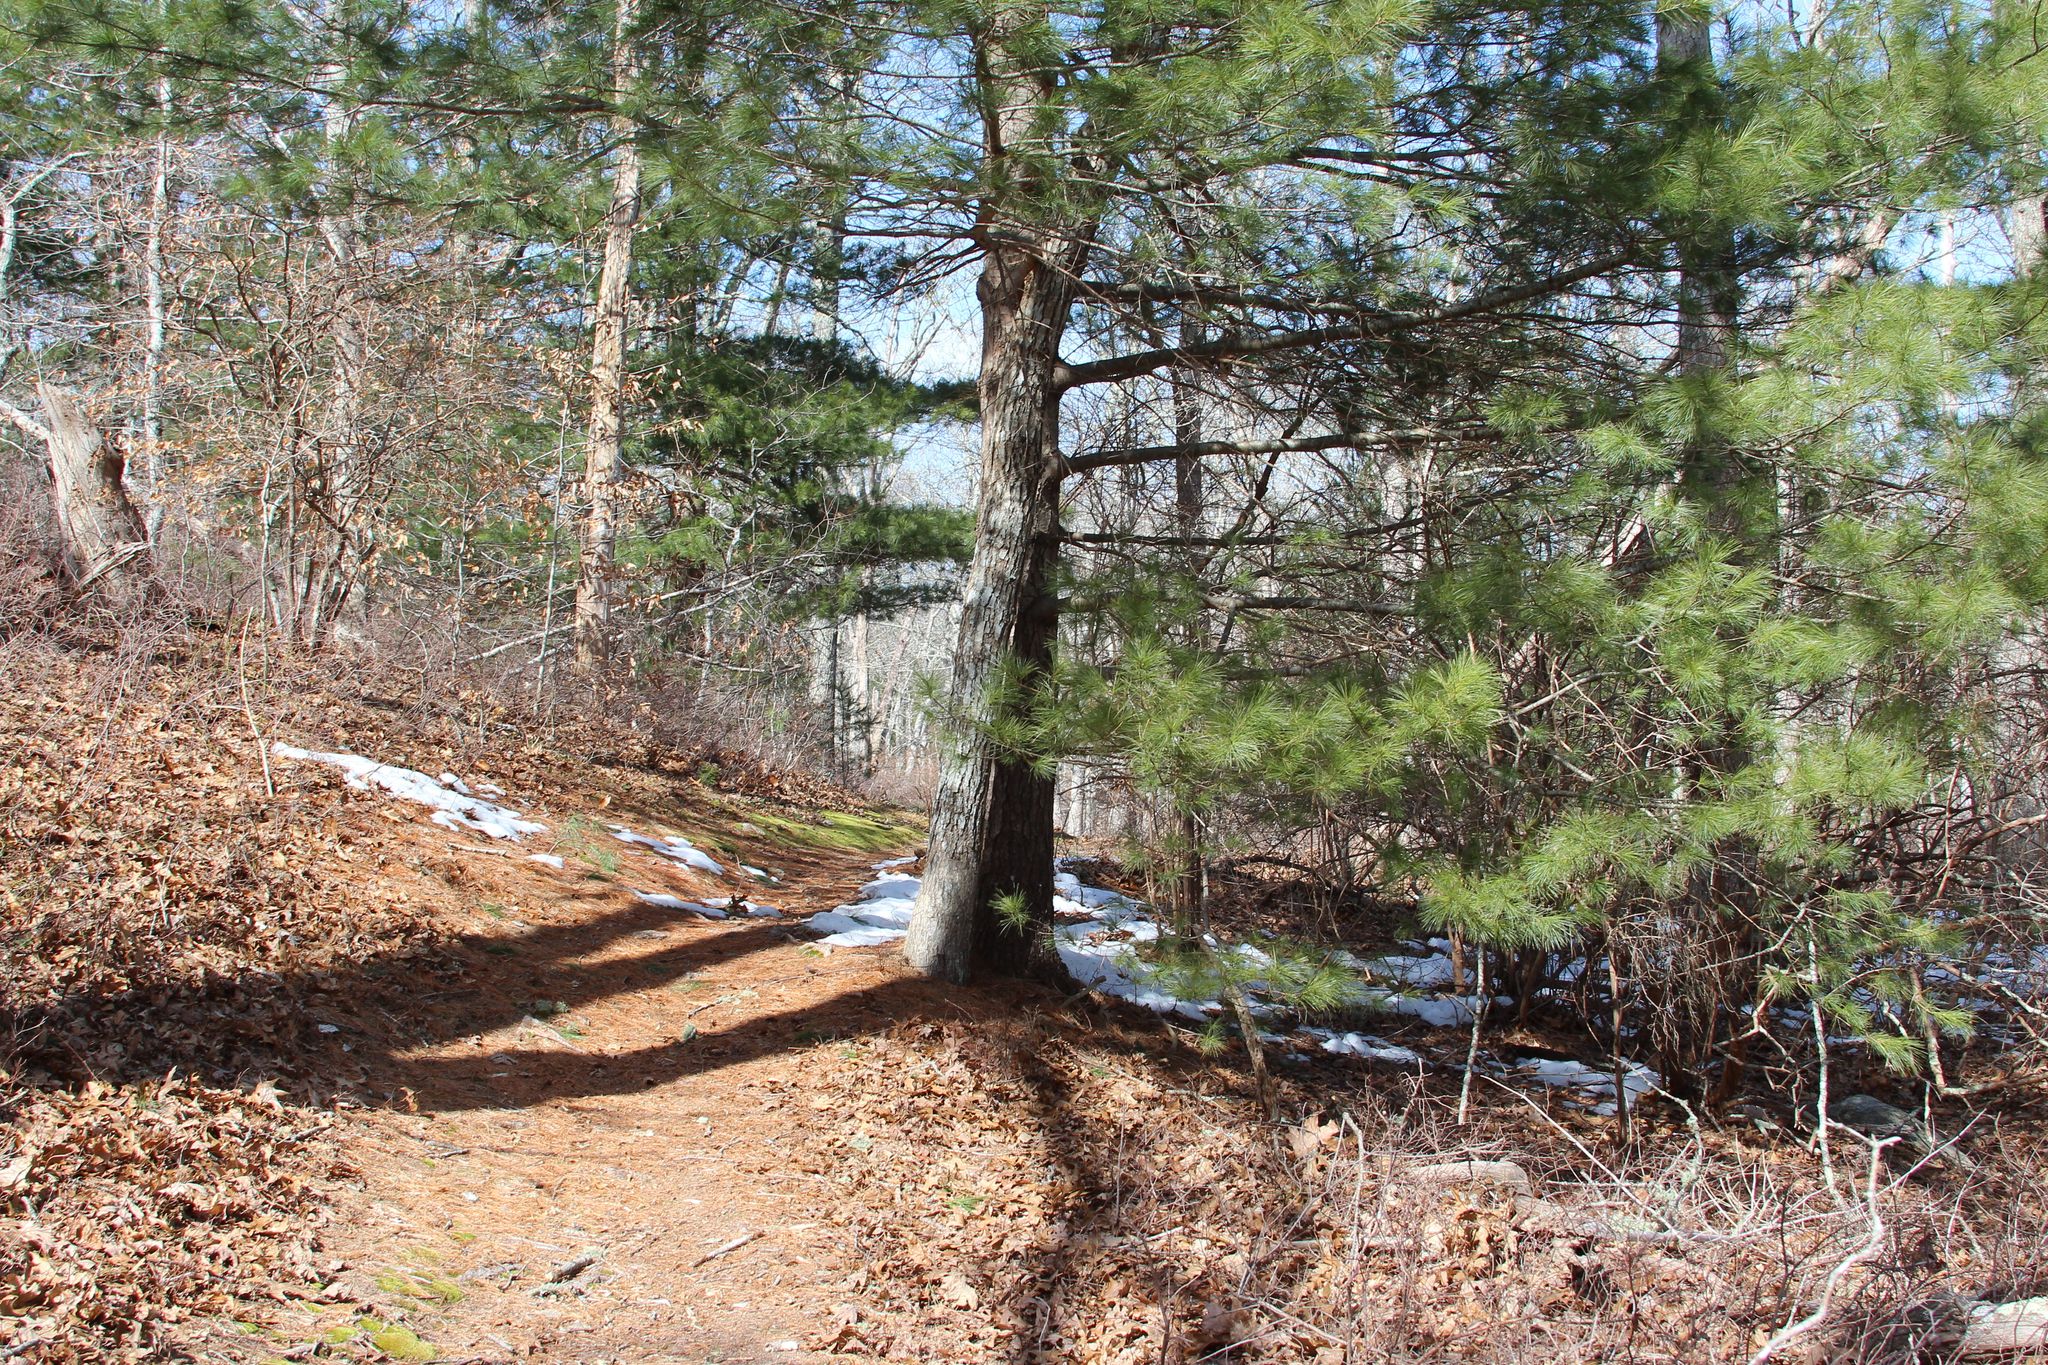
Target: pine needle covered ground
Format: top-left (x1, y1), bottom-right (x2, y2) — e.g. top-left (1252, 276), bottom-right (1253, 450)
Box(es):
top-left (2, 625), bottom-right (2043, 1363)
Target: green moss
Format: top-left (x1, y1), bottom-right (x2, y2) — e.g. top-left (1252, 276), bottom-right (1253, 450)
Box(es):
top-left (375, 1267), bottom-right (465, 1306)
top-left (739, 806), bottom-right (921, 855)
top-left (369, 1322), bottom-right (438, 1361)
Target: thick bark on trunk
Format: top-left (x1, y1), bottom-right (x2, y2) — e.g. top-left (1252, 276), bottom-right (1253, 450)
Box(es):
top-left (903, 243), bottom-right (1072, 983)
top-left (902, 0), bottom-right (1096, 984)
top-left (39, 383), bottom-right (154, 604)
top-left (573, 0), bottom-right (644, 676)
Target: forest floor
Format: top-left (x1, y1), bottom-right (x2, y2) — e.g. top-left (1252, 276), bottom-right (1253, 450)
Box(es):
top-left (4, 628), bottom-right (2045, 1364)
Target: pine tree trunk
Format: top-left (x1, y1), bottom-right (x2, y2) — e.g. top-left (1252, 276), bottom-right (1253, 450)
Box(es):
top-left (903, 240), bottom-right (1073, 983)
top-left (903, 0), bottom-right (1096, 983)
top-left (2015, 196), bottom-right (2047, 278)
top-left (39, 383), bottom-right (154, 604)
top-left (573, 0), bottom-right (644, 676)
top-left (1172, 317), bottom-right (1206, 918)
top-left (1658, 10), bottom-right (1735, 406)
top-left (2015, 194), bottom-right (2046, 415)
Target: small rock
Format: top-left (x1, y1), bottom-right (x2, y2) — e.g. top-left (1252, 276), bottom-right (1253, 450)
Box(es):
top-left (1827, 1094), bottom-right (1930, 1152)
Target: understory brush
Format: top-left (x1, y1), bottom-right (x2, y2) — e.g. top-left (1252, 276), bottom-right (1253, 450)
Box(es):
top-left (799, 1014), bottom-right (2048, 1363)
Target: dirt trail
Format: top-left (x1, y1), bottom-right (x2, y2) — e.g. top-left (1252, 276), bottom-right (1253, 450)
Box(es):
top-left (283, 834), bottom-right (943, 1364)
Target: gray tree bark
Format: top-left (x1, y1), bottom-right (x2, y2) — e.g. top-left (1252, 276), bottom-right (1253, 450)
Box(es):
top-left (903, 234), bottom-right (1075, 982)
top-left (573, 0), bottom-right (645, 676)
top-left (903, 2), bottom-right (1093, 983)
top-left (2014, 196), bottom-right (2046, 280)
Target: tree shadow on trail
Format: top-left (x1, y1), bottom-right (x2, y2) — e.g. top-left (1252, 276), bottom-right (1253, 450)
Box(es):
top-left (997, 1037), bottom-right (1243, 1364)
top-left (6, 839), bottom-right (1293, 1360)
top-left (6, 879), bottom-right (973, 1119)
top-left (376, 908), bottom-right (965, 1115)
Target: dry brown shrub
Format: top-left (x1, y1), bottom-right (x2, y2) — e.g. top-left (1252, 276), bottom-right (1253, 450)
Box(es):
top-left (787, 1013), bottom-right (2048, 1364)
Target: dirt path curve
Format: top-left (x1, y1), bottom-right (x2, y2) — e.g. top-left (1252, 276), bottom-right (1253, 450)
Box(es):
top-left (292, 837), bottom-right (940, 1365)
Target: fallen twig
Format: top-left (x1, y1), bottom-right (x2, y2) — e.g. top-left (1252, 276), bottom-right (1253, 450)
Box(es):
top-left (547, 1248), bottom-right (605, 1283)
top-left (690, 1229), bottom-right (761, 1267)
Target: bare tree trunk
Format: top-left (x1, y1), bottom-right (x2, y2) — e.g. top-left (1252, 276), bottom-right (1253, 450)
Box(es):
top-left (1172, 318), bottom-right (1206, 919)
top-left (1659, 10), bottom-right (1734, 399)
top-left (825, 618), bottom-right (844, 764)
top-left (1656, 6), bottom-right (1760, 1101)
top-left (573, 0), bottom-right (644, 676)
top-left (140, 87), bottom-right (171, 539)
top-left (848, 603), bottom-right (872, 771)
top-left (294, 3), bottom-right (372, 649)
top-left (867, 616), bottom-right (916, 761)
top-left (38, 383), bottom-right (154, 603)
top-left (2015, 196), bottom-right (2047, 279)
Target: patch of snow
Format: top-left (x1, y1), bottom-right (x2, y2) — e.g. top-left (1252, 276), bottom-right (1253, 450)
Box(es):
top-left (272, 744), bottom-right (546, 841)
top-left (631, 890), bottom-right (728, 919)
top-left (847, 898), bottom-right (916, 929)
top-left (873, 856), bottom-right (918, 871)
top-left (860, 874), bottom-right (921, 901)
top-left (526, 853), bottom-right (566, 870)
top-left (817, 925), bottom-right (905, 948)
top-left (438, 772), bottom-right (473, 795)
top-left (611, 827), bottom-right (724, 875)
top-left (745, 903), bottom-right (782, 918)
top-left (1078, 885), bottom-right (1142, 913)
top-left (806, 910), bottom-right (878, 936)
top-left (1510, 1055), bottom-right (1660, 1113)
top-left (1317, 1032), bottom-right (1421, 1065)
top-left (804, 874), bottom-right (921, 951)
top-left (1058, 938), bottom-right (1209, 1019)
top-left (1379, 994), bottom-right (1481, 1028)
top-left (1363, 953), bottom-right (1456, 989)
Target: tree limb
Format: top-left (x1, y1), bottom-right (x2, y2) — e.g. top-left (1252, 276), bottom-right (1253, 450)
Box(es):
top-left (1056, 251), bottom-right (1635, 391)
top-left (1064, 428), bottom-right (1446, 475)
